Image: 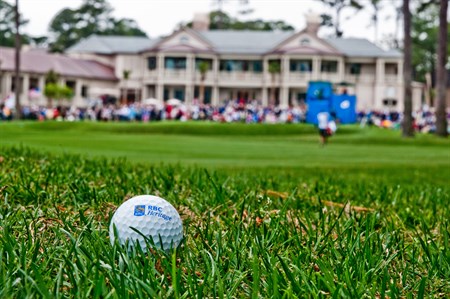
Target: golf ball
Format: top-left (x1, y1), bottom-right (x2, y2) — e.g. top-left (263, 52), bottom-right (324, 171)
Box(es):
top-left (109, 195), bottom-right (183, 251)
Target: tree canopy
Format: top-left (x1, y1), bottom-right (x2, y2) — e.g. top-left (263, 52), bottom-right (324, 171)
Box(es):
top-left (0, 0), bottom-right (30, 47)
top-left (316, 0), bottom-right (363, 37)
top-left (48, 0), bottom-right (147, 52)
top-left (187, 10), bottom-right (294, 31)
top-left (411, 3), bottom-right (450, 82)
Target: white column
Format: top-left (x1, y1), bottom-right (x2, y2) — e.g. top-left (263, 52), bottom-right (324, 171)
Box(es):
top-left (282, 56), bottom-right (289, 84)
top-left (279, 87), bottom-right (289, 107)
top-left (374, 58), bottom-right (385, 109)
top-left (22, 74), bottom-right (30, 106)
top-left (156, 84), bottom-right (163, 101)
top-left (0, 74), bottom-right (4, 99)
top-left (280, 56), bottom-right (290, 107)
top-left (312, 56), bottom-right (320, 80)
top-left (38, 76), bottom-right (46, 106)
top-left (185, 84), bottom-right (193, 105)
top-left (185, 54), bottom-right (194, 105)
top-left (262, 58), bottom-right (269, 105)
top-left (212, 86), bottom-right (219, 106)
top-left (262, 87), bottom-right (268, 106)
top-left (338, 58), bottom-right (345, 81)
top-left (156, 53), bottom-right (165, 101)
top-left (73, 79), bottom-right (82, 107)
top-left (141, 85), bottom-right (147, 101)
top-left (186, 54), bottom-right (193, 82)
top-left (157, 53), bottom-right (164, 83)
top-left (4, 73), bottom-right (12, 97)
top-left (397, 60), bottom-right (403, 84)
top-left (263, 58), bottom-right (269, 85)
top-left (376, 59), bottom-right (385, 83)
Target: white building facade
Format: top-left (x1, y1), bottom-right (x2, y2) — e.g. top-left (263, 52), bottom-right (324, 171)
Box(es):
top-left (1, 15), bottom-right (423, 112)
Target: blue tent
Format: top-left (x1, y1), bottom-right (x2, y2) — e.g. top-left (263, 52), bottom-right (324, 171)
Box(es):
top-left (306, 81), bottom-right (333, 100)
top-left (306, 100), bottom-right (329, 125)
top-left (330, 95), bottom-right (357, 124)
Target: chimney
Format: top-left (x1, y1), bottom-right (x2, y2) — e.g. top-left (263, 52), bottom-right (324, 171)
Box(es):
top-left (192, 13), bottom-right (210, 31)
top-left (305, 13), bottom-right (321, 36)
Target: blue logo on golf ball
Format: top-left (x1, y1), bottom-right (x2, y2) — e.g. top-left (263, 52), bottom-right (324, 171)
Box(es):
top-left (134, 205), bottom-right (145, 216)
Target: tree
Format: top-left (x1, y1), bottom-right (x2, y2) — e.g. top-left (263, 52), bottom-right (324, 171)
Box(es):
top-left (210, 0), bottom-right (254, 29)
top-left (367, 0), bottom-right (383, 43)
top-left (14, 0), bottom-right (21, 120)
top-left (188, 10), bottom-right (294, 31)
top-left (44, 83), bottom-right (74, 108)
top-left (44, 69), bottom-right (60, 107)
top-left (410, 2), bottom-right (450, 108)
top-left (0, 0), bottom-right (29, 47)
top-left (316, 0), bottom-right (363, 37)
top-left (268, 61), bottom-right (281, 106)
top-left (197, 61), bottom-right (210, 104)
top-left (122, 69), bottom-right (131, 104)
top-left (435, 0), bottom-right (448, 137)
top-left (49, 0), bottom-right (147, 52)
top-left (402, 0), bottom-right (414, 137)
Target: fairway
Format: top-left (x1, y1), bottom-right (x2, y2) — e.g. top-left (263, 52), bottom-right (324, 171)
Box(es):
top-left (1, 121), bottom-right (449, 169)
top-left (0, 121), bottom-right (449, 298)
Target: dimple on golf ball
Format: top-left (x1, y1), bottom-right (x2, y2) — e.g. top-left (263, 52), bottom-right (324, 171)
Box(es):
top-left (109, 195), bottom-right (183, 251)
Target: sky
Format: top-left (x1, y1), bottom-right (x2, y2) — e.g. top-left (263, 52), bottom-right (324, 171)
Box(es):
top-left (11, 0), bottom-right (403, 46)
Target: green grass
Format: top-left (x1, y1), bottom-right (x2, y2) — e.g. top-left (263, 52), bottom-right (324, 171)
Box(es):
top-left (0, 122), bottom-right (449, 298)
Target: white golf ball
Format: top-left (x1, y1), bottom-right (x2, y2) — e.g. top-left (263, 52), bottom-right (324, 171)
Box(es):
top-left (109, 195), bottom-right (183, 251)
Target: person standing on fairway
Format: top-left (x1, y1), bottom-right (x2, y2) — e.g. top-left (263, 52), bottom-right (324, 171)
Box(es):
top-left (317, 111), bottom-right (331, 146)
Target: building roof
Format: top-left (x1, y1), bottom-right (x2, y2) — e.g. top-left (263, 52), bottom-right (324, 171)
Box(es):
top-left (0, 47), bottom-right (117, 81)
top-left (198, 30), bottom-right (293, 54)
top-left (325, 38), bottom-right (401, 58)
top-left (67, 35), bottom-right (159, 54)
top-left (67, 32), bottom-right (401, 59)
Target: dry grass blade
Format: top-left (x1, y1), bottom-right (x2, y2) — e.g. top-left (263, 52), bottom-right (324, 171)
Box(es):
top-left (321, 200), bottom-right (375, 213)
top-left (265, 190), bottom-right (289, 199)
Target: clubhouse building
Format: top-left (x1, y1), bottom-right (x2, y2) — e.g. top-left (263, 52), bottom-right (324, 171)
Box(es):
top-left (0, 13), bottom-right (423, 112)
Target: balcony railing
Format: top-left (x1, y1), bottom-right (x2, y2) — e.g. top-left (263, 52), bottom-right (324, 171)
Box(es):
top-left (193, 71), bottom-right (214, 84)
top-left (218, 71), bottom-right (263, 84)
top-left (344, 74), bottom-right (376, 84)
top-left (317, 73), bottom-right (341, 82)
top-left (163, 69), bottom-right (188, 80)
top-left (384, 75), bottom-right (398, 83)
top-left (287, 72), bottom-right (312, 84)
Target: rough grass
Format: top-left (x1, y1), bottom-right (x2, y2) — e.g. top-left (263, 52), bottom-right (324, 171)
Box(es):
top-left (0, 122), bottom-right (449, 298)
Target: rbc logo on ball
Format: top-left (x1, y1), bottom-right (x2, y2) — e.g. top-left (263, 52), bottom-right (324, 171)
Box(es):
top-left (134, 205), bottom-right (145, 216)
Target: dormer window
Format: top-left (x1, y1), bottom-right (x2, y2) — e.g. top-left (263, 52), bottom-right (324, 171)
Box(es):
top-left (300, 38), bottom-right (310, 46)
top-left (180, 36), bottom-right (189, 44)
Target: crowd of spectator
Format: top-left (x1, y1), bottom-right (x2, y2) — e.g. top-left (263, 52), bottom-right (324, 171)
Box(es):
top-left (1, 99), bottom-right (448, 133)
top-left (1, 100), bottom-right (309, 124)
top-left (357, 105), bottom-right (447, 133)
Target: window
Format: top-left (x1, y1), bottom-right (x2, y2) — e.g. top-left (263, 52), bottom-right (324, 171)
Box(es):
top-left (321, 60), bottom-right (337, 73)
top-left (300, 38), bottom-right (310, 46)
top-left (220, 60), bottom-right (243, 71)
top-left (29, 77), bottom-right (39, 89)
top-left (195, 58), bottom-right (213, 70)
top-left (66, 80), bottom-right (76, 90)
top-left (219, 60), bottom-right (261, 72)
top-left (180, 36), bottom-right (189, 44)
top-left (252, 61), bottom-right (263, 73)
top-left (165, 57), bottom-right (186, 69)
top-left (174, 88), bottom-right (184, 101)
top-left (81, 85), bottom-right (88, 97)
top-left (290, 60), bottom-right (312, 72)
top-left (383, 99), bottom-right (398, 107)
top-left (349, 63), bottom-right (361, 75)
top-left (147, 57), bottom-right (157, 70)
